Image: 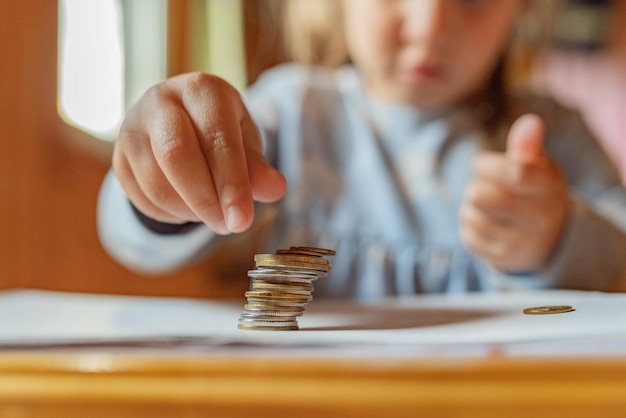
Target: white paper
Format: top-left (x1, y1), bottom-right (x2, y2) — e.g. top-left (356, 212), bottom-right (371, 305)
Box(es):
top-left (1, 289), bottom-right (625, 356)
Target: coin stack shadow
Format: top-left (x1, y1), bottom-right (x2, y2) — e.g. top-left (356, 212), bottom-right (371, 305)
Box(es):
top-left (237, 246), bottom-right (336, 330)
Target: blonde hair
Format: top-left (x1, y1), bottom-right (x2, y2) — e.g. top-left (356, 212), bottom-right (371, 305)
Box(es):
top-left (279, 0), bottom-right (347, 68)
top-left (279, 0), bottom-right (563, 81)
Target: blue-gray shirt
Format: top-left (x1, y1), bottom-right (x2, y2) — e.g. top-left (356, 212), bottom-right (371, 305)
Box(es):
top-left (98, 64), bottom-right (626, 299)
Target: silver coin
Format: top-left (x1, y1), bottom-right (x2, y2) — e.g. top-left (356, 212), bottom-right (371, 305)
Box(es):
top-left (237, 323), bottom-right (299, 331)
top-left (243, 309), bottom-right (303, 317)
top-left (248, 269), bottom-right (319, 279)
top-left (254, 274), bottom-right (314, 281)
top-left (238, 318), bottom-right (298, 327)
top-left (244, 303), bottom-right (305, 312)
top-left (239, 313), bottom-right (299, 321)
top-left (255, 259), bottom-right (330, 272)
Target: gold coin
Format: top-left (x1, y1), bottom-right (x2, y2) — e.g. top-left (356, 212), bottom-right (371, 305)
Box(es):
top-left (289, 246), bottom-right (336, 256)
top-left (245, 300), bottom-right (308, 309)
top-left (245, 290), bottom-right (309, 299)
top-left (252, 283), bottom-right (312, 296)
top-left (255, 254), bottom-right (330, 265)
top-left (523, 305), bottom-right (575, 315)
top-left (276, 248), bottom-right (323, 257)
top-left (252, 279), bottom-right (313, 289)
top-left (245, 293), bottom-right (311, 305)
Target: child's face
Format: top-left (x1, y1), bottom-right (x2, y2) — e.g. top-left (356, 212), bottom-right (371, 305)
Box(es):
top-left (342, 0), bottom-right (524, 109)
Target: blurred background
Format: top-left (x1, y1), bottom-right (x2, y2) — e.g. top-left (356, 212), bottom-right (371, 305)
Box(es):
top-left (0, 0), bottom-right (623, 298)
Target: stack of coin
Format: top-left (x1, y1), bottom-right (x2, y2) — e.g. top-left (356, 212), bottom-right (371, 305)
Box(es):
top-left (237, 246), bottom-right (335, 330)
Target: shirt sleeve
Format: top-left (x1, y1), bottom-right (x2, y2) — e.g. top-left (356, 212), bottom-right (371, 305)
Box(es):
top-left (95, 67), bottom-right (302, 274)
top-left (539, 193), bottom-right (626, 291)
top-left (480, 191), bottom-right (626, 293)
top-left (542, 103), bottom-right (626, 291)
top-left (97, 170), bottom-right (216, 275)
top-left (492, 98), bottom-right (626, 292)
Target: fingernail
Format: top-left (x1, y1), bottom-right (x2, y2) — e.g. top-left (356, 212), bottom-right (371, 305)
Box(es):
top-left (214, 220), bottom-right (231, 236)
top-left (226, 206), bottom-right (247, 232)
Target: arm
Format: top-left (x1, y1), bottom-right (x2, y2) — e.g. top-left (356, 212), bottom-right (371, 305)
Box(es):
top-left (540, 105), bottom-right (626, 291)
top-left (460, 115), bottom-right (569, 274)
top-left (97, 171), bottom-right (215, 274)
top-left (96, 72), bottom-right (286, 273)
top-left (541, 192), bottom-right (626, 291)
top-left (460, 113), bottom-right (626, 292)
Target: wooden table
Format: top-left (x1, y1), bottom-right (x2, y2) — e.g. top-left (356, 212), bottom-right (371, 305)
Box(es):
top-left (1, 352), bottom-right (625, 417)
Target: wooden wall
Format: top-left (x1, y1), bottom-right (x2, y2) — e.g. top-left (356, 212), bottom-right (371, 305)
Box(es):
top-left (0, 1), bottom-right (269, 299)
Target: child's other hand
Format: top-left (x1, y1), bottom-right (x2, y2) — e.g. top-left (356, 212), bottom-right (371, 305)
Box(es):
top-left (112, 73), bottom-right (287, 235)
top-left (459, 114), bottom-right (569, 272)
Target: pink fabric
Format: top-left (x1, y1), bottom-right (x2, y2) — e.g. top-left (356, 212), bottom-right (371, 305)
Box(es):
top-left (532, 2), bottom-right (626, 183)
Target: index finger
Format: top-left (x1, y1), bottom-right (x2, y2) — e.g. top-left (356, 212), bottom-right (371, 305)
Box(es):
top-left (146, 90), bottom-right (233, 234)
top-left (178, 74), bottom-right (255, 233)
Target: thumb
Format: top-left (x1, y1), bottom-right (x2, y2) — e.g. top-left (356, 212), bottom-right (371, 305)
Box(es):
top-left (248, 153), bottom-right (287, 203)
top-left (240, 114), bottom-right (287, 203)
top-left (506, 113), bottom-right (545, 163)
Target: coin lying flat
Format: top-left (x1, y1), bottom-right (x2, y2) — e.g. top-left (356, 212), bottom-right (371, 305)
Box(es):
top-left (248, 271), bottom-right (317, 281)
top-left (255, 259), bottom-right (331, 272)
top-left (276, 248), bottom-right (324, 257)
top-left (243, 308), bottom-right (304, 317)
top-left (244, 291), bottom-right (312, 303)
top-left (253, 280), bottom-right (313, 290)
top-left (523, 305), bottom-right (575, 315)
top-left (255, 254), bottom-right (329, 265)
top-left (237, 317), bottom-right (299, 330)
top-left (289, 246), bottom-right (337, 256)
top-left (237, 323), bottom-right (299, 331)
top-left (244, 303), bottom-right (305, 312)
top-left (238, 246), bottom-right (335, 331)
top-left (252, 284), bottom-right (313, 296)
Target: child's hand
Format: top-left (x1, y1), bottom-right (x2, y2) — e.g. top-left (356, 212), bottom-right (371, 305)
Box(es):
top-left (459, 114), bottom-right (569, 272)
top-left (112, 73), bottom-right (287, 235)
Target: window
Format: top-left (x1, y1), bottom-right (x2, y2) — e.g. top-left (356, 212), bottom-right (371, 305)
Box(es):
top-left (58, 0), bottom-right (127, 140)
top-left (58, 0), bottom-right (244, 142)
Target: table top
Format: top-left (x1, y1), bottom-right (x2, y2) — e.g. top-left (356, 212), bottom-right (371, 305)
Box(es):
top-left (0, 352), bottom-right (625, 418)
top-left (2, 288), bottom-right (626, 417)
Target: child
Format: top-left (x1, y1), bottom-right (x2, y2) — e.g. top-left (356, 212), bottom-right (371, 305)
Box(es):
top-left (98, 0), bottom-right (626, 299)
